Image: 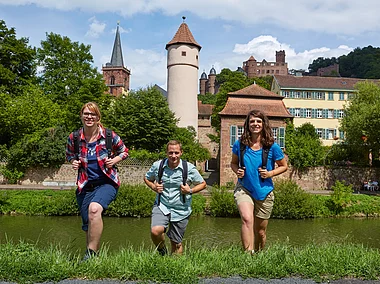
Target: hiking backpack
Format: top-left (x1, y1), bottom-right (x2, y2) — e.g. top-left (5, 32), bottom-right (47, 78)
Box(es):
top-left (73, 128), bottom-right (113, 160)
top-left (157, 158), bottom-right (188, 205)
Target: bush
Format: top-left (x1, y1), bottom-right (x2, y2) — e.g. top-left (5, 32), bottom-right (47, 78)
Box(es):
top-left (326, 180), bottom-right (353, 214)
top-left (272, 179), bottom-right (318, 219)
top-left (191, 194), bottom-right (207, 216)
top-left (209, 184), bottom-right (239, 217)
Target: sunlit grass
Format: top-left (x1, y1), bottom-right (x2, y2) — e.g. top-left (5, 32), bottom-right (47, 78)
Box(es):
top-left (0, 240), bottom-right (379, 283)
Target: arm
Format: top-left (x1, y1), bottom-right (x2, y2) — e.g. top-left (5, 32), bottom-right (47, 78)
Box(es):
top-left (259, 157), bottom-right (288, 179)
top-left (231, 153), bottom-right (245, 179)
top-left (181, 180), bottom-right (206, 195)
top-left (66, 133), bottom-right (81, 170)
top-left (144, 177), bottom-right (164, 193)
top-left (105, 132), bottom-right (129, 169)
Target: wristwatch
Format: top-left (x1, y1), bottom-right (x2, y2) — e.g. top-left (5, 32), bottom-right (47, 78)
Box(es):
top-left (189, 188), bottom-right (193, 195)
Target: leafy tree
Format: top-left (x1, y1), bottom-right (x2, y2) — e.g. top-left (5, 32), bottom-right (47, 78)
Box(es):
top-left (308, 57), bottom-right (338, 73)
top-left (0, 20), bottom-right (36, 94)
top-left (340, 81), bottom-right (380, 160)
top-left (285, 121), bottom-right (325, 168)
top-left (36, 32), bottom-right (108, 131)
top-left (102, 86), bottom-right (177, 152)
top-left (339, 46), bottom-right (380, 78)
top-left (198, 93), bottom-right (216, 105)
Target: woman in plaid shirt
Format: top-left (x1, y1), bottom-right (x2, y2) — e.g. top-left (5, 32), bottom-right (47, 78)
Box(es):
top-left (66, 102), bottom-right (128, 261)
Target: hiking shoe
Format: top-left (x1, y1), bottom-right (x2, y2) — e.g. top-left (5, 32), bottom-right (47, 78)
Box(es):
top-left (157, 246), bottom-right (168, 256)
top-left (81, 248), bottom-right (97, 262)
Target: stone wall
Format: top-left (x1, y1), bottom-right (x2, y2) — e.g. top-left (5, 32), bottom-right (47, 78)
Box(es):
top-left (2, 162), bottom-right (380, 191)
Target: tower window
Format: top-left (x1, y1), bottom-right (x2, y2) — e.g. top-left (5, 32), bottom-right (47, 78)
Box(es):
top-left (196, 55), bottom-right (198, 60)
top-left (110, 76), bottom-right (115, 85)
top-left (182, 51), bottom-right (186, 56)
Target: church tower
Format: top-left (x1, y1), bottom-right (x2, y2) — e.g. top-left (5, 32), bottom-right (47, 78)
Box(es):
top-left (102, 22), bottom-right (131, 96)
top-left (166, 17), bottom-right (201, 132)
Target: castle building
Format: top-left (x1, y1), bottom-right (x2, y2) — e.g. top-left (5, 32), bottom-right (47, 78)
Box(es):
top-left (166, 17), bottom-right (201, 131)
top-left (199, 67), bottom-right (217, 95)
top-left (242, 50), bottom-right (288, 78)
top-left (271, 75), bottom-right (371, 146)
top-left (102, 23), bottom-right (131, 96)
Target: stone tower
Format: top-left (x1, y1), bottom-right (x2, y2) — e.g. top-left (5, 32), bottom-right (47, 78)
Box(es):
top-left (276, 50), bottom-right (286, 63)
top-left (208, 67), bottom-right (216, 94)
top-left (102, 22), bottom-right (131, 96)
top-left (166, 17), bottom-right (201, 131)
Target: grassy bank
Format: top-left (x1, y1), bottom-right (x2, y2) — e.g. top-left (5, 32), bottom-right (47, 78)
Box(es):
top-left (0, 241), bottom-right (379, 283)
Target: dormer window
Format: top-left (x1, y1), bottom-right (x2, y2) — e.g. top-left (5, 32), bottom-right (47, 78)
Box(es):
top-left (182, 51), bottom-right (186, 56)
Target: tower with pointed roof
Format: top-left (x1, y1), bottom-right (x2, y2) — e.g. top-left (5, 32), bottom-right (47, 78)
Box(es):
top-left (166, 17), bottom-right (201, 131)
top-left (102, 22), bottom-right (131, 96)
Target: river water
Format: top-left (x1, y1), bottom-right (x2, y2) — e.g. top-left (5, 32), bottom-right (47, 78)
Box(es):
top-left (1, 215), bottom-right (379, 253)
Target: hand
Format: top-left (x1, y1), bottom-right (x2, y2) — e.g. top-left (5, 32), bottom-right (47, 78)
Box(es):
top-left (237, 167), bottom-right (245, 179)
top-left (258, 167), bottom-right (272, 179)
top-left (72, 160), bottom-right (81, 170)
top-left (180, 183), bottom-right (191, 194)
top-left (105, 157), bottom-right (115, 169)
top-left (154, 181), bottom-right (164, 193)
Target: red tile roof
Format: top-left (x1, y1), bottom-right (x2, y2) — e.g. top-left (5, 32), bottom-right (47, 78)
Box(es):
top-left (166, 23), bottom-right (201, 50)
top-left (220, 83), bottom-right (292, 118)
top-left (198, 101), bottom-right (213, 116)
top-left (273, 75), bottom-right (377, 90)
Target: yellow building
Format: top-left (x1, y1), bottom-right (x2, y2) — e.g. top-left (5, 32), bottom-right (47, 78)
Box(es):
top-left (271, 75), bottom-right (366, 146)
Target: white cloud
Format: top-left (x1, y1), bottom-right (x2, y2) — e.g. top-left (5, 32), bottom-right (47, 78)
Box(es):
top-left (85, 17), bottom-right (106, 38)
top-left (1, 0), bottom-right (380, 35)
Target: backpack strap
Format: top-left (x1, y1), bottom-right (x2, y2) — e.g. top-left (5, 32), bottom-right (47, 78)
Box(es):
top-left (181, 160), bottom-right (188, 203)
top-left (156, 158), bottom-right (167, 206)
top-left (239, 140), bottom-right (246, 169)
top-left (73, 130), bottom-right (80, 161)
top-left (105, 128), bottom-right (112, 158)
top-left (261, 145), bottom-right (270, 170)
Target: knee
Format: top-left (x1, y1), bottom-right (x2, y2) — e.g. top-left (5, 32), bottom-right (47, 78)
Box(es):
top-left (151, 226), bottom-right (164, 237)
top-left (240, 214), bottom-right (253, 226)
top-left (256, 228), bottom-right (267, 238)
top-left (88, 203), bottom-right (102, 218)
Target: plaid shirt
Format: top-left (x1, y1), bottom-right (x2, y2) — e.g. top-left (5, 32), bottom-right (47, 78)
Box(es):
top-left (66, 127), bottom-right (129, 192)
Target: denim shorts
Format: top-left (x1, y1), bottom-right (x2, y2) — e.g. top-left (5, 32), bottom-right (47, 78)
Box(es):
top-left (76, 182), bottom-right (118, 231)
top-left (151, 206), bottom-right (189, 244)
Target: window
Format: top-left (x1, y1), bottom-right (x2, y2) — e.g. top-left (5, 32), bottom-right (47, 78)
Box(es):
top-left (110, 76), bottom-right (115, 85)
top-left (338, 110), bottom-right (344, 118)
top-left (283, 91), bottom-right (290, 98)
top-left (306, 92), bottom-right (312, 99)
top-left (294, 91), bottom-right (301, 98)
top-left (339, 130), bottom-right (345, 139)
top-left (328, 129), bottom-right (335, 140)
top-left (181, 51), bottom-right (186, 56)
top-left (339, 92), bottom-right (345, 100)
top-left (230, 125), bottom-right (244, 146)
top-left (328, 92), bottom-right (334, 100)
top-left (317, 109), bottom-right (323, 118)
top-left (316, 128), bottom-right (323, 138)
top-left (316, 92), bottom-right (325, 100)
top-left (328, 109), bottom-right (334, 118)
top-left (347, 93), bottom-right (355, 100)
top-left (294, 108), bottom-right (301, 117)
top-left (196, 55), bottom-right (198, 60)
top-left (272, 127), bottom-right (285, 148)
top-left (306, 108), bottom-right (312, 118)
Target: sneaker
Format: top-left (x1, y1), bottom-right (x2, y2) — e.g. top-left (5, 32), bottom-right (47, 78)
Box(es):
top-left (157, 246), bottom-right (168, 256)
top-left (81, 248), bottom-right (97, 262)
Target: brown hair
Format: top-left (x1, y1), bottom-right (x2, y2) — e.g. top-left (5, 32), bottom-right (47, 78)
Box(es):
top-left (166, 140), bottom-right (183, 152)
top-left (240, 109), bottom-right (274, 147)
top-left (80, 102), bottom-right (103, 127)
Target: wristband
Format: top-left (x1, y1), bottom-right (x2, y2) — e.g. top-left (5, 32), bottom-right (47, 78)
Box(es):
top-left (190, 188), bottom-right (193, 195)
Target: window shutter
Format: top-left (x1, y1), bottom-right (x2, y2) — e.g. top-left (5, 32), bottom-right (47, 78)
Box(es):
top-left (230, 125), bottom-right (237, 147)
top-left (279, 127), bottom-right (285, 148)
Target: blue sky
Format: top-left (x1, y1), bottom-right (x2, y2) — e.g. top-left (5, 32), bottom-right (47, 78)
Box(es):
top-left (1, 0), bottom-right (380, 90)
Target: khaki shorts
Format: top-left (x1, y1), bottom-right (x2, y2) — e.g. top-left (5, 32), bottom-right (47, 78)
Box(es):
top-left (234, 183), bottom-right (274, 220)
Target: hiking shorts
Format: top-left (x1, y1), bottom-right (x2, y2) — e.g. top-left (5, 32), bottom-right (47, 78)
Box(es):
top-left (151, 206), bottom-right (189, 244)
top-left (234, 183), bottom-right (274, 220)
top-left (76, 181), bottom-right (118, 231)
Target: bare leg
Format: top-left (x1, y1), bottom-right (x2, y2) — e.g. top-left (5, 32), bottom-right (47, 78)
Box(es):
top-left (254, 216), bottom-right (268, 251)
top-left (237, 202), bottom-right (254, 251)
top-left (87, 202), bottom-right (104, 251)
top-left (151, 225), bottom-right (166, 249)
top-left (170, 240), bottom-right (183, 255)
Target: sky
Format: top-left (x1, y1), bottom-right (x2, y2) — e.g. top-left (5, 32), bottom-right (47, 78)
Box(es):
top-left (1, 0), bottom-right (380, 90)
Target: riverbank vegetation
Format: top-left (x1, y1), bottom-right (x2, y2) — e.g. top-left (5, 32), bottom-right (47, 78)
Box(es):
top-left (1, 180), bottom-right (380, 218)
top-left (0, 240), bottom-right (379, 283)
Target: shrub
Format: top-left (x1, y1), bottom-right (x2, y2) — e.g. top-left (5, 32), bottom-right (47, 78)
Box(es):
top-left (209, 185), bottom-right (239, 217)
top-left (191, 194), bottom-right (207, 216)
top-left (326, 180), bottom-right (353, 214)
top-left (272, 179), bottom-right (317, 219)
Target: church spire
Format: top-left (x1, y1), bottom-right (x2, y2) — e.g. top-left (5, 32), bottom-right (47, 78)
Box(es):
top-left (110, 22), bottom-right (124, 67)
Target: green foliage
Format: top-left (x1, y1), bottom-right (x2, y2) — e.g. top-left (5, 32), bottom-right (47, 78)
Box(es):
top-left (198, 93), bottom-right (216, 105)
top-left (285, 121), bottom-right (325, 168)
top-left (340, 81), bottom-right (380, 162)
top-left (128, 149), bottom-right (162, 161)
top-left (308, 57), bottom-right (339, 73)
top-left (103, 86), bottom-right (177, 152)
top-left (191, 194), bottom-right (207, 216)
top-left (0, 166), bottom-right (24, 184)
top-left (0, 20), bottom-right (37, 94)
top-left (340, 46), bottom-right (380, 78)
top-left (272, 180), bottom-right (318, 219)
top-left (208, 184), bottom-right (239, 217)
top-left (327, 181), bottom-right (354, 214)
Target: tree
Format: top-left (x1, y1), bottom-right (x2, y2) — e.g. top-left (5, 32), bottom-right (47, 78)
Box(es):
top-left (308, 57), bottom-right (338, 73)
top-left (285, 122), bottom-right (325, 168)
top-left (340, 81), bottom-right (380, 159)
top-left (102, 86), bottom-right (177, 152)
top-left (339, 46), bottom-right (380, 78)
top-left (36, 32), bottom-right (108, 131)
top-left (0, 20), bottom-right (36, 94)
